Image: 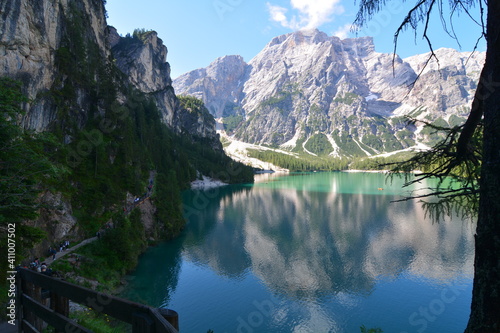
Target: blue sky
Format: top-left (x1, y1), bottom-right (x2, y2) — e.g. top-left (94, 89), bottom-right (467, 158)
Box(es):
top-left (105, 0), bottom-right (486, 79)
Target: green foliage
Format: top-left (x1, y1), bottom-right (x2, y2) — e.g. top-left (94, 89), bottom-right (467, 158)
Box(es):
top-left (362, 134), bottom-right (384, 151)
top-left (0, 78), bottom-right (63, 317)
top-left (0, 78), bottom-right (64, 268)
top-left (448, 114), bottom-right (466, 127)
top-left (307, 104), bottom-right (329, 131)
top-left (350, 152), bottom-right (415, 170)
top-left (395, 129), bottom-right (416, 148)
top-left (132, 28), bottom-right (155, 42)
top-left (333, 130), bottom-right (366, 157)
top-left (71, 309), bottom-right (126, 333)
top-left (74, 212), bottom-right (147, 289)
top-left (388, 119), bottom-right (481, 221)
top-left (260, 93), bottom-right (290, 108)
top-left (155, 171), bottom-right (184, 237)
top-left (334, 92), bottom-right (359, 105)
top-left (48, 70), bottom-right (251, 237)
top-left (304, 133), bottom-right (332, 155)
top-left (50, 259), bottom-right (73, 273)
top-left (114, 29), bottom-right (155, 50)
top-left (178, 95), bottom-right (206, 114)
top-left (407, 106), bottom-right (426, 118)
top-left (259, 84), bottom-right (301, 110)
top-left (247, 149), bottom-right (349, 171)
top-left (222, 114), bottom-right (244, 134)
top-left (420, 119), bottom-right (451, 147)
top-left (360, 325), bottom-right (383, 333)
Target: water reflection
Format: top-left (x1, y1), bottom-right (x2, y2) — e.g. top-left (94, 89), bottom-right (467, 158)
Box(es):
top-left (181, 172), bottom-right (474, 299)
top-left (122, 237), bottom-right (183, 306)
top-left (123, 172), bottom-right (474, 332)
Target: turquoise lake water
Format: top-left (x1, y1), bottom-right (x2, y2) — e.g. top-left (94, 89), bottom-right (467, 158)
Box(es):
top-left (122, 172), bottom-right (474, 332)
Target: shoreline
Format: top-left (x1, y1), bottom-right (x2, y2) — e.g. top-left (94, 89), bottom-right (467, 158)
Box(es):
top-left (190, 175), bottom-right (229, 189)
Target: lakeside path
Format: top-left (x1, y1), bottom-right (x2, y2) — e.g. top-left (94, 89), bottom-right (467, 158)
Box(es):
top-left (44, 171), bottom-right (156, 266)
top-left (0, 173), bottom-right (159, 330)
top-left (44, 237), bottom-right (97, 266)
top-left (0, 239), bottom-right (99, 332)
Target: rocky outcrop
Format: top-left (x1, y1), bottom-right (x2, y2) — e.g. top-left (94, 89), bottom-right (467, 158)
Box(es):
top-left (174, 29), bottom-right (485, 157)
top-left (109, 27), bottom-right (179, 128)
top-left (109, 28), bottom-right (171, 93)
top-left (403, 48), bottom-right (484, 113)
top-left (24, 191), bottom-right (80, 259)
top-left (0, 0), bottom-right (224, 255)
top-left (0, 0), bottom-right (220, 141)
top-left (0, 0), bottom-right (109, 131)
top-left (174, 55), bottom-right (248, 117)
top-left (109, 27), bottom-right (221, 143)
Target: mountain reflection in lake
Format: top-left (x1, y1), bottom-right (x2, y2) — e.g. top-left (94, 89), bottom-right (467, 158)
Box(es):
top-left (122, 172), bottom-right (474, 333)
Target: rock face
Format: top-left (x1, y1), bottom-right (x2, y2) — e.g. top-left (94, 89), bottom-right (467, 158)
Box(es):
top-left (0, 0), bottom-right (109, 131)
top-left (0, 0), bottom-right (223, 253)
top-left (174, 55), bottom-right (248, 118)
top-left (174, 29), bottom-right (485, 157)
top-left (109, 27), bottom-right (221, 145)
top-left (0, 0), bottom-right (220, 143)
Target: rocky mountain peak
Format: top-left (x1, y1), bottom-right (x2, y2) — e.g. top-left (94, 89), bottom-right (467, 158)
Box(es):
top-left (174, 54), bottom-right (248, 118)
top-left (404, 48), bottom-right (484, 77)
top-left (174, 29), bottom-right (485, 158)
top-left (111, 28), bottom-right (171, 93)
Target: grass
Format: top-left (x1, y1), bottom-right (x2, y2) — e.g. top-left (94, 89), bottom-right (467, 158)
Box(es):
top-left (71, 309), bottom-right (130, 333)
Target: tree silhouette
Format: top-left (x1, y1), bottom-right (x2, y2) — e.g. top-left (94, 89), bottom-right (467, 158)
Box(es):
top-left (354, 1), bottom-right (499, 331)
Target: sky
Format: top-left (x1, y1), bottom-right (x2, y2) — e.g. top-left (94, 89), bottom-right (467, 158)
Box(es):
top-left (105, 0), bottom-right (486, 79)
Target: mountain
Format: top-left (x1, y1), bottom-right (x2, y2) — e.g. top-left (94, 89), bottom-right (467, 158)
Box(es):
top-left (0, 0), bottom-right (252, 261)
top-left (174, 29), bottom-right (485, 158)
top-left (108, 27), bottom-right (221, 149)
top-left (0, 0), bottom-right (219, 146)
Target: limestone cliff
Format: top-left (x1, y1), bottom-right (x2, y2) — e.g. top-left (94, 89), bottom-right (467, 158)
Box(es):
top-left (0, 0), bottom-right (225, 257)
top-left (0, 0), bottom-right (109, 131)
top-left (173, 55), bottom-right (248, 118)
top-left (108, 27), bottom-right (222, 147)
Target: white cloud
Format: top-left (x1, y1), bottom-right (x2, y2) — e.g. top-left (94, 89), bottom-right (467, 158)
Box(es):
top-left (267, 0), bottom-right (344, 31)
top-left (333, 23), bottom-right (354, 39)
top-left (267, 4), bottom-right (291, 28)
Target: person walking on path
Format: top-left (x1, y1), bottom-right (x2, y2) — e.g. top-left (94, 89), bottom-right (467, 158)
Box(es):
top-left (49, 247), bottom-right (56, 260)
top-left (44, 236), bottom-right (98, 266)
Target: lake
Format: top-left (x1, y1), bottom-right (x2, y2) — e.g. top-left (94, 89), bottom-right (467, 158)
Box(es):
top-left (122, 172), bottom-right (475, 333)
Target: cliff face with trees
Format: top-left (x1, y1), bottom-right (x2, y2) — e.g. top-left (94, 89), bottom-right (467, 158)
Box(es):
top-left (0, 0), bottom-right (253, 278)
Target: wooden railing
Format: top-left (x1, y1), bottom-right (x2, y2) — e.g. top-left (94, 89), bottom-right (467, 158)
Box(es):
top-left (16, 267), bottom-right (179, 333)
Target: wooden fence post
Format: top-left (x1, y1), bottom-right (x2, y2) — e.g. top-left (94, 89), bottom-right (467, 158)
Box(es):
top-left (51, 291), bottom-right (69, 333)
top-left (33, 284), bottom-right (43, 331)
top-left (16, 268), bottom-right (179, 333)
top-left (132, 312), bottom-right (154, 333)
top-left (21, 279), bottom-right (35, 328)
top-left (158, 308), bottom-right (179, 331)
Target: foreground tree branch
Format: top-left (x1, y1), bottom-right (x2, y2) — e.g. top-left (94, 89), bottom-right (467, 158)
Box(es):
top-left (354, 0), bottom-right (500, 331)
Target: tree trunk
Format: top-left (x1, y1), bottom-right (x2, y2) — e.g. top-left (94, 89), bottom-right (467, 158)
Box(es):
top-left (465, 0), bottom-right (500, 331)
